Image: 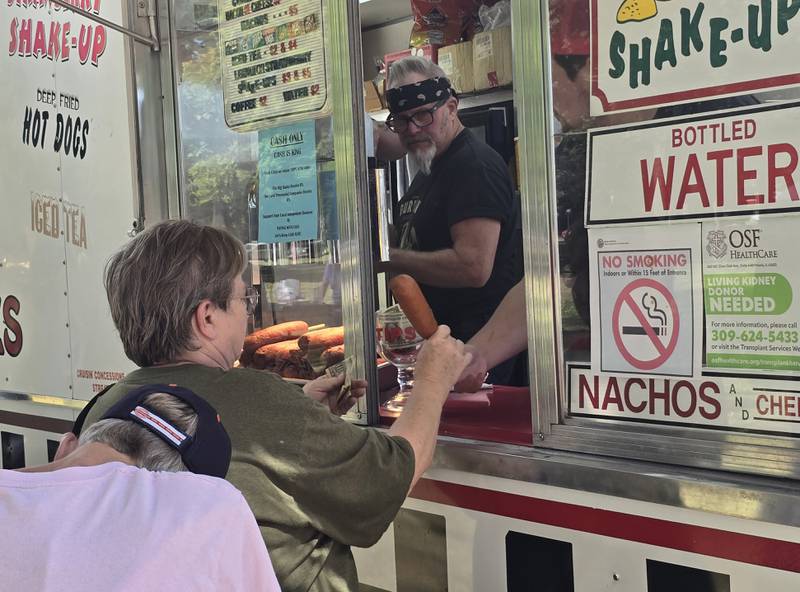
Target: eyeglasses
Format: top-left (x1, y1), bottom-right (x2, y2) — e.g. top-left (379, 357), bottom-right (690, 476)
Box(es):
top-left (232, 287), bottom-right (259, 315)
top-left (385, 99), bottom-right (447, 133)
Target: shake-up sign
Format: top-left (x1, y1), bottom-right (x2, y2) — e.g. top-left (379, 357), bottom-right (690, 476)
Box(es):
top-left (591, 0), bottom-right (800, 113)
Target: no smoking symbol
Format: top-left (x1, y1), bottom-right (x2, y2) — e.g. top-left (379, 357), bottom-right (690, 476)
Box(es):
top-left (611, 278), bottom-right (679, 371)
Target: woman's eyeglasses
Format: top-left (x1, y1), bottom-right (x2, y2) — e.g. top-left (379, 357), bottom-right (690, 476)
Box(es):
top-left (385, 99), bottom-right (447, 133)
top-left (233, 287), bottom-right (259, 315)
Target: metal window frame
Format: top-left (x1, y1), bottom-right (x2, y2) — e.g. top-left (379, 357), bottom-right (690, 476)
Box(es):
top-left (328, 0), bottom-right (379, 424)
top-left (512, 0), bottom-right (800, 479)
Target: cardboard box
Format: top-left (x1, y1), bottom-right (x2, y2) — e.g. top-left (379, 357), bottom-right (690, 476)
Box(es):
top-left (437, 41), bottom-right (474, 94)
top-left (472, 27), bottom-right (512, 91)
top-left (364, 80), bottom-right (383, 112)
top-left (384, 45), bottom-right (439, 79)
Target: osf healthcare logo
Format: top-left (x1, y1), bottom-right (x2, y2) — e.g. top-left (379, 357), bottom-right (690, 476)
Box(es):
top-left (706, 230), bottom-right (727, 259)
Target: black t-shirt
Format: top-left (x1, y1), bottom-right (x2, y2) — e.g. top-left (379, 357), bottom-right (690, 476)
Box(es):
top-left (395, 129), bottom-right (523, 341)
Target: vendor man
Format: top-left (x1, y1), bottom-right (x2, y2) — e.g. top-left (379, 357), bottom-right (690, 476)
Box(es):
top-left (381, 55), bottom-right (524, 384)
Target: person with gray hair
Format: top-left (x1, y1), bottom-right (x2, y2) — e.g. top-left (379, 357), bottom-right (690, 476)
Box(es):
top-left (379, 55), bottom-right (526, 385)
top-left (0, 384), bottom-right (280, 591)
top-left (76, 219), bottom-right (471, 592)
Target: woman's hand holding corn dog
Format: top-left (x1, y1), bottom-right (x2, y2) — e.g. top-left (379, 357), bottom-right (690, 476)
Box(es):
top-left (413, 326), bottom-right (472, 398)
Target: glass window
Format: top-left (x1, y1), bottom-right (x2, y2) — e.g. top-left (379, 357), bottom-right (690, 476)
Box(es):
top-left (548, 0), bottom-right (800, 475)
top-left (173, 5), bottom-right (351, 394)
top-left (368, 4), bottom-right (533, 445)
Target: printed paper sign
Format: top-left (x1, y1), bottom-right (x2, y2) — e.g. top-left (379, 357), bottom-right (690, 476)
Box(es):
top-left (258, 120), bottom-right (319, 242)
top-left (218, 0), bottom-right (329, 130)
top-left (587, 102), bottom-right (800, 226)
top-left (591, 225), bottom-right (702, 377)
top-left (569, 364), bottom-right (800, 436)
top-left (703, 216), bottom-right (800, 372)
top-left (591, 0), bottom-right (800, 114)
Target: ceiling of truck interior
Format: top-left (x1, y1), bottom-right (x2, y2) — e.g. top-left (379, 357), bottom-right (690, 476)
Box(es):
top-left (359, 0), bottom-right (413, 29)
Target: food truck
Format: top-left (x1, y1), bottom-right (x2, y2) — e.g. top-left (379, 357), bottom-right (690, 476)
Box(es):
top-left (2, 0), bottom-right (800, 589)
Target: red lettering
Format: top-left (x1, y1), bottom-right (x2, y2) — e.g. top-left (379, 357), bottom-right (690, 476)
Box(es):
top-left (671, 128), bottom-right (682, 148)
top-left (578, 374), bottom-right (600, 409)
top-left (602, 378), bottom-right (624, 411)
top-left (623, 378), bottom-right (647, 413)
top-left (649, 379), bottom-right (670, 415)
top-left (731, 119), bottom-right (743, 140)
top-left (671, 381), bottom-right (697, 418)
top-left (77, 24), bottom-right (92, 64)
top-left (770, 394), bottom-right (782, 416)
top-left (641, 156), bottom-right (675, 212)
top-left (2, 296), bottom-right (23, 357)
top-left (61, 22), bottom-right (70, 61)
top-left (737, 145), bottom-right (764, 205)
top-left (706, 149), bottom-right (733, 207)
top-left (676, 153), bottom-right (710, 210)
top-left (756, 394), bottom-right (768, 415)
top-left (744, 118), bottom-right (757, 139)
top-left (18, 17), bottom-right (32, 56)
top-left (47, 20), bottom-right (60, 60)
top-left (8, 17), bottom-right (17, 56)
top-left (90, 25), bottom-right (106, 66)
top-left (32, 19), bottom-right (46, 57)
top-left (698, 381), bottom-right (721, 420)
top-left (767, 143), bottom-right (799, 203)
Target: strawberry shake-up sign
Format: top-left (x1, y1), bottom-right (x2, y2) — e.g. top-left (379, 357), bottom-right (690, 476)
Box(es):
top-left (591, 0), bottom-right (800, 114)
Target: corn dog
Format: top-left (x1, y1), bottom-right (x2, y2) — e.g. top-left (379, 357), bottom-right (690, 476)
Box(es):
top-left (388, 274), bottom-right (438, 339)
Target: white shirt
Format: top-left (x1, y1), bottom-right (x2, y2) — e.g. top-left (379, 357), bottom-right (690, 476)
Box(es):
top-left (0, 462), bottom-right (280, 591)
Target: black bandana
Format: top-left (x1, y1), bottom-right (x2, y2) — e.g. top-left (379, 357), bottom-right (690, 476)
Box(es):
top-left (386, 76), bottom-right (455, 113)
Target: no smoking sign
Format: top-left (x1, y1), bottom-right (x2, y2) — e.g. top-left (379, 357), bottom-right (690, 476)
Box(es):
top-left (612, 279), bottom-right (679, 371)
top-left (597, 248), bottom-right (695, 377)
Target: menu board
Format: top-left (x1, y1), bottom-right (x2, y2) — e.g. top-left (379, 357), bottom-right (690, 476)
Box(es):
top-left (218, 0), bottom-right (329, 130)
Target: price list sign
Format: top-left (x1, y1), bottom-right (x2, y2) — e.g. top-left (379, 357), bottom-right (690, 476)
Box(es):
top-left (218, 0), bottom-right (329, 129)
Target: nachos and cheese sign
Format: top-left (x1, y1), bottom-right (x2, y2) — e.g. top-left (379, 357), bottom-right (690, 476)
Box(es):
top-left (591, 0), bottom-right (800, 113)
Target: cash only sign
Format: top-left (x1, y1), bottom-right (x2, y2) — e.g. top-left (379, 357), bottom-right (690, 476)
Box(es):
top-left (575, 1), bottom-right (800, 435)
top-left (591, 0), bottom-right (800, 113)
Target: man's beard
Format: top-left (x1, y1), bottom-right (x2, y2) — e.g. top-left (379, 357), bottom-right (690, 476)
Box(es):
top-left (407, 141), bottom-right (437, 175)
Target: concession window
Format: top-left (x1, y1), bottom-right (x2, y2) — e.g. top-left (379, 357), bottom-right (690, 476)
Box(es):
top-left (530, 0), bottom-right (800, 478)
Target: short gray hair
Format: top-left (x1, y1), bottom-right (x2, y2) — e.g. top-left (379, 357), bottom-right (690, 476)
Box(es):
top-left (80, 392), bottom-right (199, 472)
top-left (105, 220), bottom-right (245, 366)
top-left (387, 55), bottom-right (447, 89)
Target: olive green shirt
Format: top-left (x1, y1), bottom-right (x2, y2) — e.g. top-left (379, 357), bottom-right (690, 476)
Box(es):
top-left (83, 364), bottom-right (415, 592)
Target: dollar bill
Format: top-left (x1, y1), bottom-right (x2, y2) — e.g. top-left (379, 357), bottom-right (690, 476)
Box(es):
top-left (325, 357), bottom-right (353, 407)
